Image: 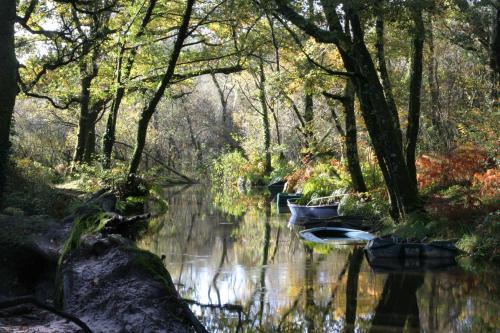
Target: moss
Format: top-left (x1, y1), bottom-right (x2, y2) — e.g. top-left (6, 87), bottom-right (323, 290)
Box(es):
top-left (59, 212), bottom-right (107, 263)
top-left (125, 246), bottom-right (176, 294)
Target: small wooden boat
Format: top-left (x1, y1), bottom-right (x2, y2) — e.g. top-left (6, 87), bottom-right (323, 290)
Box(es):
top-left (267, 179), bottom-right (286, 196)
top-left (288, 196), bottom-right (340, 219)
top-left (299, 227), bottom-right (375, 244)
top-left (276, 192), bottom-right (302, 207)
top-left (365, 237), bottom-right (458, 261)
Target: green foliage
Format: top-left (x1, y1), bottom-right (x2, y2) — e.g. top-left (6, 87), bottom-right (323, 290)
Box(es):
top-left (360, 162), bottom-right (385, 190)
top-left (269, 158), bottom-right (296, 181)
top-left (294, 161), bottom-right (350, 203)
top-left (457, 211), bottom-right (500, 261)
top-left (211, 151), bottom-right (249, 187)
top-left (70, 162), bottom-right (129, 193)
top-left (210, 150), bottom-right (284, 190)
top-left (337, 192), bottom-right (390, 220)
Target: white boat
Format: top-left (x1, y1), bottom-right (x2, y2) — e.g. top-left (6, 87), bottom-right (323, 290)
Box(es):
top-left (299, 226), bottom-right (375, 244)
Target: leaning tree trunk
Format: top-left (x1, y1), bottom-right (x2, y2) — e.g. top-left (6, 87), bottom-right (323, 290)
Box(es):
top-left (128, 0), bottom-right (195, 175)
top-left (0, 0), bottom-right (18, 199)
top-left (406, 7), bottom-right (425, 186)
top-left (102, 0), bottom-right (157, 169)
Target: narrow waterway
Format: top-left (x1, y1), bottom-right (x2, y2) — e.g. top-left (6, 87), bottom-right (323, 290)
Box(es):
top-left (139, 186), bottom-right (499, 332)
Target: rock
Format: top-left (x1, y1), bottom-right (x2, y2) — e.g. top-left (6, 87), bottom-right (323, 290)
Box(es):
top-left (59, 234), bottom-right (197, 333)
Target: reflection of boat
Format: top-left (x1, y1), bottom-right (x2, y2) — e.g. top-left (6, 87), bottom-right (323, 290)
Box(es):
top-left (365, 237), bottom-right (458, 260)
top-left (299, 227), bottom-right (375, 244)
top-left (276, 192), bottom-right (302, 207)
top-left (365, 255), bottom-right (458, 273)
top-left (267, 179), bottom-right (286, 196)
top-left (287, 196), bottom-right (340, 219)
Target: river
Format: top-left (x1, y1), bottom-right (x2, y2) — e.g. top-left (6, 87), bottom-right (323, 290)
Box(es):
top-left (139, 186), bottom-right (499, 332)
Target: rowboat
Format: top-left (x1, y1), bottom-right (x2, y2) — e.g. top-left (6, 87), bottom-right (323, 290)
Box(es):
top-left (287, 195), bottom-right (340, 219)
top-left (267, 179), bottom-right (286, 196)
top-left (364, 237), bottom-right (458, 261)
top-left (299, 227), bottom-right (375, 244)
top-left (276, 192), bottom-right (302, 207)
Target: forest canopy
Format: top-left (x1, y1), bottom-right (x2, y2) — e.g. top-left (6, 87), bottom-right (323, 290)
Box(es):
top-left (0, 0), bottom-right (498, 220)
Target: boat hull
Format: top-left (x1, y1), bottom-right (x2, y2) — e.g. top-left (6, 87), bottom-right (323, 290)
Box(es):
top-left (365, 237), bottom-right (458, 261)
top-left (267, 181), bottom-right (286, 196)
top-left (276, 193), bottom-right (302, 207)
top-left (299, 227), bottom-right (375, 244)
top-left (288, 200), bottom-right (339, 219)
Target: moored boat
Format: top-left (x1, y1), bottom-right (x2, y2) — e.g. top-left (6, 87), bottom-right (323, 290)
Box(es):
top-left (276, 192), bottom-right (302, 207)
top-left (299, 227), bottom-right (375, 244)
top-left (267, 179), bottom-right (286, 196)
top-left (287, 196), bottom-right (340, 219)
top-left (365, 236), bottom-right (458, 261)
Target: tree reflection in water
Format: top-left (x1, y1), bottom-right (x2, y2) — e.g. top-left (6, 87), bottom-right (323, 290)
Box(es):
top-left (369, 273), bottom-right (424, 333)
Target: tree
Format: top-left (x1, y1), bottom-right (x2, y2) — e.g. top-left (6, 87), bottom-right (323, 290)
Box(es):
top-left (0, 0), bottom-right (18, 199)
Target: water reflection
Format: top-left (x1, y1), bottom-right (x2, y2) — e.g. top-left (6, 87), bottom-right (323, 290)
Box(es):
top-left (138, 186), bottom-right (500, 332)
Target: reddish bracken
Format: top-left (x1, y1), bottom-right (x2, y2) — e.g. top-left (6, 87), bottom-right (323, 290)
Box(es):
top-left (416, 146), bottom-right (492, 190)
top-left (473, 168), bottom-right (500, 198)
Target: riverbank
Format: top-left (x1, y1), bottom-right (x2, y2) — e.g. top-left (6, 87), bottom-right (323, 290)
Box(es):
top-left (0, 163), bottom-right (206, 332)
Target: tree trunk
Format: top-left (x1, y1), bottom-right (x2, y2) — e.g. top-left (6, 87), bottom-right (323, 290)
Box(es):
top-left (406, 7), bottom-right (425, 186)
top-left (490, 7), bottom-right (499, 103)
top-left (343, 80), bottom-right (367, 192)
top-left (102, 85), bottom-right (125, 168)
top-left (0, 0), bottom-right (18, 199)
top-left (375, 0), bottom-right (402, 145)
top-left (345, 14), bottom-right (419, 218)
top-left (102, 0), bottom-right (157, 169)
top-left (303, 91), bottom-right (315, 147)
top-left (258, 59), bottom-right (272, 175)
top-left (84, 125), bottom-right (96, 163)
top-left (211, 73), bottom-right (228, 126)
top-left (73, 63), bottom-right (94, 164)
top-left (426, 17), bottom-right (450, 150)
top-left (128, 0), bottom-right (195, 175)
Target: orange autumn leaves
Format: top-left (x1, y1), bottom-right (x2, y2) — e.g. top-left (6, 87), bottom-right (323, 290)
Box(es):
top-left (416, 146), bottom-right (499, 198)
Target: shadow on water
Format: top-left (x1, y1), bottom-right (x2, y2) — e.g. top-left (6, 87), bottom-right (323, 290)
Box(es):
top-left (138, 185), bottom-right (500, 333)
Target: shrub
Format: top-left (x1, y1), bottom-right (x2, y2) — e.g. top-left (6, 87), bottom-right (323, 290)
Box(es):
top-left (416, 146), bottom-right (491, 190)
top-left (337, 191), bottom-right (390, 219)
top-left (456, 211), bottom-right (500, 261)
top-left (473, 168), bottom-right (500, 198)
top-left (211, 151), bottom-right (259, 188)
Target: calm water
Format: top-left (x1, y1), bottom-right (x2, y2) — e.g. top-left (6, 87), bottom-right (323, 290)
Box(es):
top-left (139, 186), bottom-right (500, 333)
